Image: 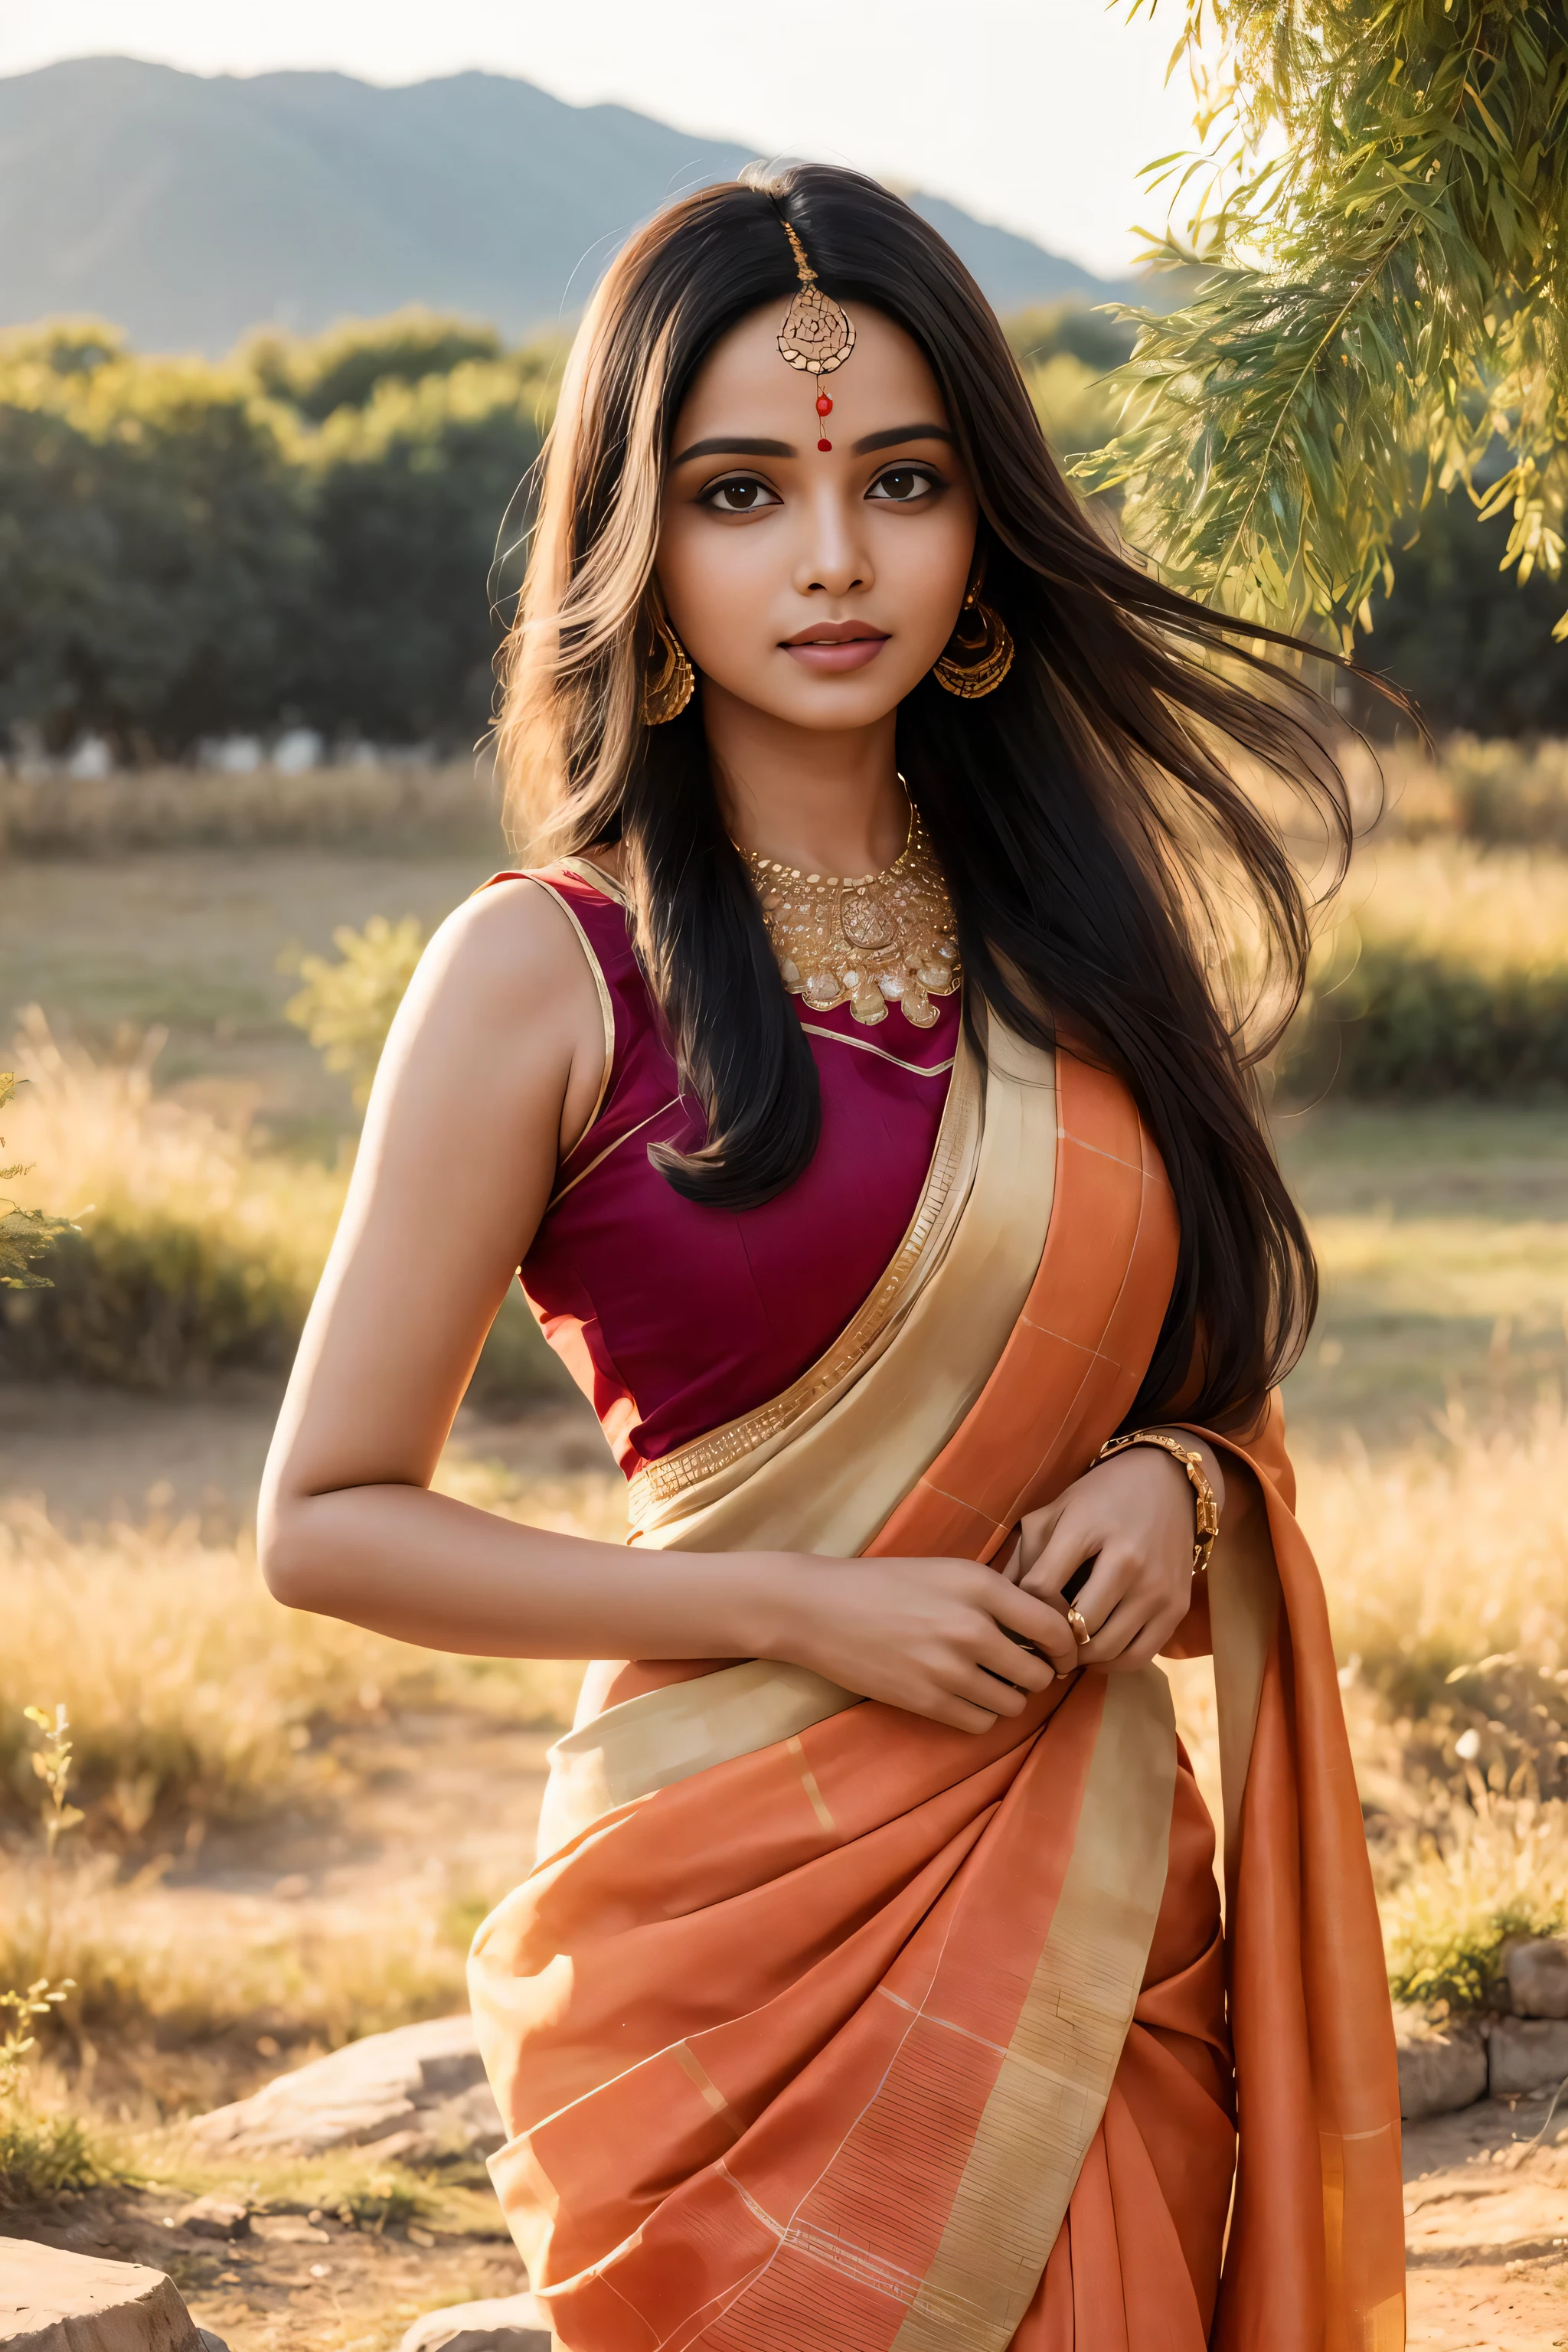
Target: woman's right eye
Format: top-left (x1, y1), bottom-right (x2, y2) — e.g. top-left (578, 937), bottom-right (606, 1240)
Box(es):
top-left (704, 476), bottom-right (781, 514)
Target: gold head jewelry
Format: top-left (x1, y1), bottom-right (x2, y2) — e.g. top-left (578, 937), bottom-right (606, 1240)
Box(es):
top-left (776, 218), bottom-right (854, 453)
top-left (641, 609), bottom-right (694, 726)
top-left (741, 799), bottom-right (961, 1029)
top-left (933, 580), bottom-right (1014, 698)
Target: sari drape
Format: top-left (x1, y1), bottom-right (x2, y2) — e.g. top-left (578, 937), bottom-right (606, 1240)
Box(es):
top-left (469, 1027), bottom-right (1405, 2351)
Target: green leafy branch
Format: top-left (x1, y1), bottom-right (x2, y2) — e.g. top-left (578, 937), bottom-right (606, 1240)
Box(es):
top-left (1080, 1), bottom-right (1568, 645)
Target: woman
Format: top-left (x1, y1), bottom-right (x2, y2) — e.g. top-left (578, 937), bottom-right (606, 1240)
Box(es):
top-left (260, 166), bottom-right (1404, 2349)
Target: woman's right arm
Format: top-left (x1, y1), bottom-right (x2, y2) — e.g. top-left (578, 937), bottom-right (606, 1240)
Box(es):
top-left (258, 880), bottom-right (1073, 1731)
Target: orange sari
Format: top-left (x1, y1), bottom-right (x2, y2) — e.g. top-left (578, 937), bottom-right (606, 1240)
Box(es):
top-left (469, 1024), bottom-right (1405, 2350)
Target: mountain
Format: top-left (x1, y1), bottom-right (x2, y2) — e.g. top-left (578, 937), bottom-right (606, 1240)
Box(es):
top-left (0, 57), bottom-right (1131, 354)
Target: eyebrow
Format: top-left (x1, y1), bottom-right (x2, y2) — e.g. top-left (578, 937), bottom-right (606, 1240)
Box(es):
top-left (851, 423), bottom-right (957, 454)
top-left (670, 435), bottom-right (794, 465)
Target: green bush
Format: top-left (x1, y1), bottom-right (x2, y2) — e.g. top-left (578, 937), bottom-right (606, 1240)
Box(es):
top-left (1387, 1898), bottom-right (1565, 2014)
top-left (0, 1012), bottom-right (338, 1388)
top-left (1, 1215), bottom-right (311, 1387)
top-left (285, 913), bottom-right (427, 1108)
top-left (1387, 734), bottom-right (1568, 851)
top-left (0, 2106), bottom-right (114, 2210)
top-left (1308, 942), bottom-right (1568, 1097)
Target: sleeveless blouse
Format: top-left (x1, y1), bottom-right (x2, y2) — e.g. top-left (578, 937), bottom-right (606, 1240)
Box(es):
top-left (504, 861), bottom-right (960, 1476)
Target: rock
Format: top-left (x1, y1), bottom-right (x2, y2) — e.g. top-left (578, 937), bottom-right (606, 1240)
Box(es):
top-left (1488, 2014), bottom-right (1568, 2098)
top-left (173, 2199), bottom-right (247, 2243)
top-left (398, 2295), bottom-right (551, 2352)
top-left (0, 2239), bottom-right (202, 2352)
top-left (1503, 1936), bottom-right (1568, 2019)
top-left (187, 2015), bottom-right (501, 2161)
top-left (1394, 2007), bottom-right (1488, 2119)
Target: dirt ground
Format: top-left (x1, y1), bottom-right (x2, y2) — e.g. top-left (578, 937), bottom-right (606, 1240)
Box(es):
top-left (1403, 2096), bottom-right (1568, 2349)
top-left (4, 2182), bottom-right (529, 2352)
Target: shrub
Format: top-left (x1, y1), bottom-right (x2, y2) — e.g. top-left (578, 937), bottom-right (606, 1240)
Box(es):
top-left (1285, 840), bottom-right (1568, 1099)
top-left (1380, 733), bottom-right (1568, 851)
top-left (1381, 1802), bottom-right (1568, 2013)
top-left (0, 2105), bottom-right (113, 2209)
top-left (0, 1010), bottom-right (338, 1385)
top-left (1319, 944), bottom-right (1568, 1096)
top-left (285, 913), bottom-right (427, 1108)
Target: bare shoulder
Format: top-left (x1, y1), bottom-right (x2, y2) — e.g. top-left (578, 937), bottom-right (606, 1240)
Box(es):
top-left (407, 874), bottom-right (602, 1027)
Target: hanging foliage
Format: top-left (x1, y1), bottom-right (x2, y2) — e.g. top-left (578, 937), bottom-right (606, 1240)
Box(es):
top-left (1081, 2), bottom-right (1568, 648)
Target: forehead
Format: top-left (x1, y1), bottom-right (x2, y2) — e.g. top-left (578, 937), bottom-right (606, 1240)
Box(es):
top-left (672, 302), bottom-right (947, 435)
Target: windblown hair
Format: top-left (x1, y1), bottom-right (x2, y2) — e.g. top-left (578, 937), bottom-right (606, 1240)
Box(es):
top-left (495, 162), bottom-right (1363, 1429)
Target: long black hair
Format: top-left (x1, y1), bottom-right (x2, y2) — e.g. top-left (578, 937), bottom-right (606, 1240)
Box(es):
top-left (497, 162), bottom-right (1362, 1429)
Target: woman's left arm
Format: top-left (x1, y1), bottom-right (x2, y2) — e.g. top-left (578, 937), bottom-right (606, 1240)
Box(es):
top-left (1004, 1431), bottom-right (1227, 1671)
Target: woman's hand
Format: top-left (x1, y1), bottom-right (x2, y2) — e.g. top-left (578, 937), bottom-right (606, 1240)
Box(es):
top-left (769, 1554), bottom-right (1081, 1735)
top-left (1004, 1435), bottom-right (1224, 1674)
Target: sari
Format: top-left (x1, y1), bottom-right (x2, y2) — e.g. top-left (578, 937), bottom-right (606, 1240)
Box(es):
top-left (468, 1011), bottom-right (1406, 2351)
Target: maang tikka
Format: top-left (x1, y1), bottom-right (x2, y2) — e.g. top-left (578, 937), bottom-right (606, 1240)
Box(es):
top-left (776, 219), bottom-right (854, 449)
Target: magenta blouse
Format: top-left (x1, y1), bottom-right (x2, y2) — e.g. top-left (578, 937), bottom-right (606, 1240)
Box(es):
top-left (497, 863), bottom-right (959, 1475)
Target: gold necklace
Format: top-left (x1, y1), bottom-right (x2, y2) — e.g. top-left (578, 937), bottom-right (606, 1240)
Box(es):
top-left (741, 802), bottom-right (962, 1029)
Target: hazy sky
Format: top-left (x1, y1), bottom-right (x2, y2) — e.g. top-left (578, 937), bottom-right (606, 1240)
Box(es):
top-left (0, 2), bottom-right (1203, 277)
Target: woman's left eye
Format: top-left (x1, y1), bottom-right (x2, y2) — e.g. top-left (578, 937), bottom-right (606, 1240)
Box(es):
top-left (867, 467), bottom-right (937, 503)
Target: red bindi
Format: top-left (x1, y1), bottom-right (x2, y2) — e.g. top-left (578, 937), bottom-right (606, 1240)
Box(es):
top-left (818, 437), bottom-right (832, 452)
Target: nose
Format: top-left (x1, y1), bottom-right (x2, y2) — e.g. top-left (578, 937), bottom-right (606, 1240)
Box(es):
top-left (792, 472), bottom-right (873, 599)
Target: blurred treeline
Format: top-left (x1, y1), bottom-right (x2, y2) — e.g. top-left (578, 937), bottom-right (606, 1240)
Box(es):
top-left (0, 312), bottom-right (559, 757)
top-left (2, 301), bottom-right (1565, 758)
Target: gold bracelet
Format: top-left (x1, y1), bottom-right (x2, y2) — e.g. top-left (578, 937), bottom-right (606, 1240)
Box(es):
top-left (1093, 1430), bottom-right (1219, 1576)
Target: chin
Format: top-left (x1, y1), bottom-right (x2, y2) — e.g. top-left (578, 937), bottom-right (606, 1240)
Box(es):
top-left (780, 676), bottom-right (913, 726)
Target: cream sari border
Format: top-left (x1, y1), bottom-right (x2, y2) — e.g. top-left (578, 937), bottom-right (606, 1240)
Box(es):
top-left (635, 1020), bottom-right (1059, 1558)
top-left (890, 1668), bottom-right (1177, 2350)
top-left (537, 1659), bottom-right (858, 1860)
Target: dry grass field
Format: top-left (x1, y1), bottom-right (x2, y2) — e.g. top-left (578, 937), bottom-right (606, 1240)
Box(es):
top-left (6, 765), bottom-right (1568, 2346)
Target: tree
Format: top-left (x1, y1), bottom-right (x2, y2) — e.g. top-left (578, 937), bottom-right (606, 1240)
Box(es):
top-left (0, 325), bottom-right (314, 753)
top-left (292, 358), bottom-right (547, 742)
top-left (1083, 2), bottom-right (1568, 655)
top-left (243, 309), bottom-right (508, 422)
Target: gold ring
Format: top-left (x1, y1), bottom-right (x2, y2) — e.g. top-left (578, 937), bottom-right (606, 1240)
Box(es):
top-left (1067, 1606), bottom-right (1092, 1648)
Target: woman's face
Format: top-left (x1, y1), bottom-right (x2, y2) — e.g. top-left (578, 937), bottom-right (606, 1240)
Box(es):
top-left (655, 302), bottom-right (979, 731)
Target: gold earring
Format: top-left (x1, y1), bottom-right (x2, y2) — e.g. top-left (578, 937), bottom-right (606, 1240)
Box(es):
top-left (933, 589), bottom-right (1014, 698)
top-left (641, 612), bottom-right (694, 726)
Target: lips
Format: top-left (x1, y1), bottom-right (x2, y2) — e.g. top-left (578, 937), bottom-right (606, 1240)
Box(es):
top-left (781, 620), bottom-right (890, 674)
